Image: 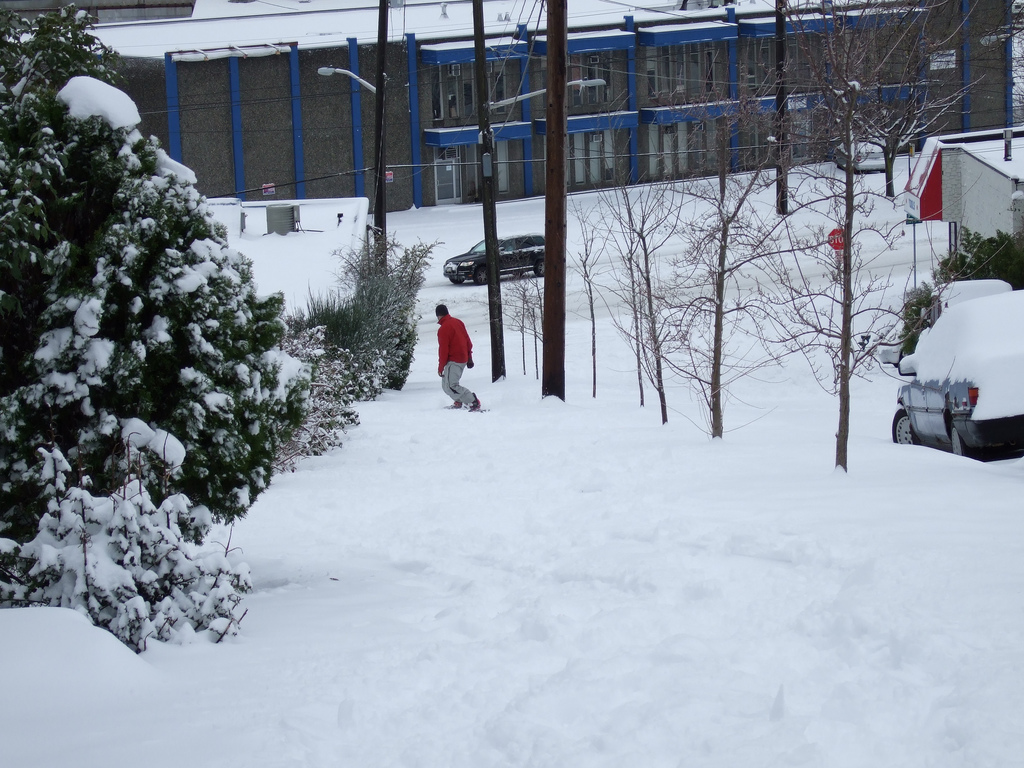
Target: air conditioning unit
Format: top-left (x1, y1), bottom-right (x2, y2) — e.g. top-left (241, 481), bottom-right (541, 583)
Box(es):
top-left (590, 133), bottom-right (603, 144)
top-left (448, 63), bottom-right (461, 78)
top-left (588, 55), bottom-right (601, 65)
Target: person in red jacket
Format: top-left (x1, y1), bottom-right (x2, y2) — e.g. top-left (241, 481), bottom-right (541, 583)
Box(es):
top-left (436, 304), bottom-right (481, 410)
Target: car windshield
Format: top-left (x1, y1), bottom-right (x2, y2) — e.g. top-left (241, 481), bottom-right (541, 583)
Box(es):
top-left (468, 241), bottom-right (486, 254)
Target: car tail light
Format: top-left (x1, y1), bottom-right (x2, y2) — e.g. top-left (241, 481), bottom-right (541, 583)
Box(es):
top-left (968, 387), bottom-right (979, 407)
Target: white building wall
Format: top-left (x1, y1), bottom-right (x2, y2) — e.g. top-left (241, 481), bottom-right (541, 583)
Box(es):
top-left (943, 149), bottom-right (1020, 238)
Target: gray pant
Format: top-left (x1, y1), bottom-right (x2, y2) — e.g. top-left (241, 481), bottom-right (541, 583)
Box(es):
top-left (441, 361), bottom-right (475, 404)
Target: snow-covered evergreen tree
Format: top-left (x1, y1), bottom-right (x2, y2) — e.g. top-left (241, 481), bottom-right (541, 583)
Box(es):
top-left (0, 8), bottom-right (308, 649)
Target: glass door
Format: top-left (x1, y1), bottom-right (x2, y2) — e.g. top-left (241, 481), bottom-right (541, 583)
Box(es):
top-left (434, 147), bottom-right (462, 205)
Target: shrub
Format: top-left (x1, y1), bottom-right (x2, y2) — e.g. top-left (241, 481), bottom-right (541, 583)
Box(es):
top-left (897, 283), bottom-right (935, 356)
top-left (936, 229), bottom-right (1024, 289)
top-left (273, 321), bottom-right (376, 472)
top-left (274, 239), bottom-right (432, 469)
top-left (0, 9), bottom-right (306, 649)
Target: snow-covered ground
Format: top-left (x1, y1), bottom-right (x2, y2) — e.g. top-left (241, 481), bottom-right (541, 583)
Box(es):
top-left (4, 170), bottom-right (1024, 768)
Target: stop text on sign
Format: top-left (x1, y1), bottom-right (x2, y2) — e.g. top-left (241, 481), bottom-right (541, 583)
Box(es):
top-left (828, 228), bottom-right (844, 251)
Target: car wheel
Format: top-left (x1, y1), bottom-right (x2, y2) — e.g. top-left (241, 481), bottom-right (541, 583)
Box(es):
top-left (448, 276), bottom-right (465, 284)
top-left (533, 259), bottom-right (545, 277)
top-left (950, 426), bottom-right (977, 459)
top-left (472, 265), bottom-right (488, 285)
top-left (891, 409), bottom-right (919, 445)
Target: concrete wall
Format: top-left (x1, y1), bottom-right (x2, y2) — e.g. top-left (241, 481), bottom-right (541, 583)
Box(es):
top-left (119, 56), bottom-right (168, 148)
top-left (240, 54), bottom-right (295, 200)
top-left (177, 60), bottom-right (234, 198)
top-left (300, 47), bottom-right (357, 200)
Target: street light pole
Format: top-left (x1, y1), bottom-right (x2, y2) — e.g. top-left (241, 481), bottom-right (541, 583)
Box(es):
top-left (318, 63), bottom-right (387, 260)
top-left (372, 0), bottom-right (389, 261)
top-left (472, 0), bottom-right (506, 382)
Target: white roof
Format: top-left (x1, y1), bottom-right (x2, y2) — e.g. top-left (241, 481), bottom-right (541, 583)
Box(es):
top-left (93, 0), bottom-right (778, 59)
top-left (947, 136), bottom-right (1024, 181)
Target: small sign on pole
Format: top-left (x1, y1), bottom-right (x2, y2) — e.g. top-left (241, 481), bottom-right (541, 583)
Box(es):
top-left (385, 170), bottom-right (394, 183)
top-left (828, 227), bottom-right (845, 251)
top-left (262, 183), bottom-right (276, 196)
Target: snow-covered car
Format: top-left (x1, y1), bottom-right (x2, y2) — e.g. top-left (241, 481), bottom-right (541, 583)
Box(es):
top-left (891, 289), bottom-right (1024, 458)
top-left (443, 235), bottom-right (545, 285)
top-left (876, 279), bottom-right (1013, 366)
top-left (835, 142), bottom-right (885, 173)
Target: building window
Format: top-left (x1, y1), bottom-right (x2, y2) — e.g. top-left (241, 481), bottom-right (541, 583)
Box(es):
top-left (648, 123), bottom-right (690, 180)
top-left (745, 39), bottom-right (772, 89)
top-left (569, 53), bottom-right (610, 106)
top-left (570, 130), bottom-right (614, 186)
top-left (496, 140), bottom-right (510, 193)
top-left (435, 63), bottom-right (476, 121)
top-left (646, 46), bottom-right (688, 103)
top-left (492, 68), bottom-right (507, 115)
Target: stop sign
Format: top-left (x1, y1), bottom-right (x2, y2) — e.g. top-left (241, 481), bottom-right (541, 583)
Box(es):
top-left (828, 228), bottom-right (845, 251)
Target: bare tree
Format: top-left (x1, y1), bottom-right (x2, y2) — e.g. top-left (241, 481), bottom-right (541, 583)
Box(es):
top-left (847, 0), bottom-right (975, 198)
top-left (602, 182), bottom-right (683, 424)
top-left (568, 197), bottom-right (612, 398)
top-left (503, 275), bottom-right (543, 379)
top-left (771, 7), bottom-right (914, 470)
top-left (665, 100), bottom-right (790, 438)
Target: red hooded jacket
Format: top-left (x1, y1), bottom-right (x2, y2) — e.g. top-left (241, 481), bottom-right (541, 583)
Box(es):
top-left (437, 314), bottom-right (472, 374)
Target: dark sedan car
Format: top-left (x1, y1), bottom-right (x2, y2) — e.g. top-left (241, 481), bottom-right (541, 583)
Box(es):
top-left (891, 290), bottom-right (1024, 458)
top-left (443, 235), bottom-right (545, 285)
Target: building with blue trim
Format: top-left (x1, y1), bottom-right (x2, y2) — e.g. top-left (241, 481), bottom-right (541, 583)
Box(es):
top-left (97, 0), bottom-right (1015, 212)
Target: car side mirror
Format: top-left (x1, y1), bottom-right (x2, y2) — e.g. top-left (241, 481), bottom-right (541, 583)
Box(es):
top-left (897, 358), bottom-right (917, 377)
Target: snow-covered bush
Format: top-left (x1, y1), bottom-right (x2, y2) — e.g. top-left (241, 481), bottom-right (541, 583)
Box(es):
top-left (321, 238), bottom-right (433, 390)
top-left (274, 240), bottom-right (430, 469)
top-left (0, 9), bottom-right (307, 649)
top-left (0, 439), bottom-right (251, 652)
top-left (274, 322), bottom-right (372, 472)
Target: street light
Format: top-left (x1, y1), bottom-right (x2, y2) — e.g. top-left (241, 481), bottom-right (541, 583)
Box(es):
top-left (488, 79), bottom-right (606, 111)
top-left (318, 65), bottom-right (387, 251)
top-left (317, 67), bottom-right (376, 93)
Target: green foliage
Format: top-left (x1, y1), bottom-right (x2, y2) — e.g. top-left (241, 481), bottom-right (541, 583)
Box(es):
top-left (0, 10), bottom-right (307, 543)
top-left (275, 239), bottom-right (431, 469)
top-left (935, 229), bottom-right (1024, 290)
top-left (0, 445), bottom-right (251, 652)
top-left (897, 283), bottom-right (935, 356)
top-left (0, 7), bottom-right (119, 95)
top-left (0, 6), bottom-right (121, 319)
top-left (1, 8), bottom-right (308, 649)
top-left (292, 237), bottom-right (433, 392)
top-left (274, 321), bottom-right (371, 472)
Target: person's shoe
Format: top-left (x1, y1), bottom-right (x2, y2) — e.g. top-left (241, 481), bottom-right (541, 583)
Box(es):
top-left (469, 397), bottom-right (482, 412)
top-left (448, 401), bottom-right (463, 409)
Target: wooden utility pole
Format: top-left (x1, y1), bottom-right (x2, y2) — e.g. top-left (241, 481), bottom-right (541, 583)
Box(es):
top-left (472, 0), bottom-right (506, 381)
top-left (372, 0), bottom-right (388, 258)
top-left (775, 0), bottom-right (788, 216)
top-left (542, 0), bottom-right (567, 400)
